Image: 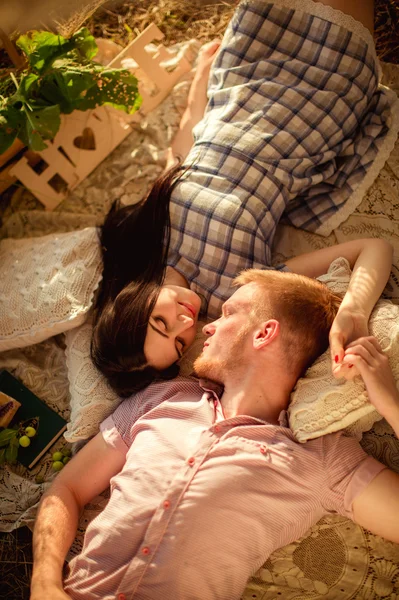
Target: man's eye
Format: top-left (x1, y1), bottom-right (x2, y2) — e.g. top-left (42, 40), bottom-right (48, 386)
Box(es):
top-left (155, 317), bottom-right (167, 331)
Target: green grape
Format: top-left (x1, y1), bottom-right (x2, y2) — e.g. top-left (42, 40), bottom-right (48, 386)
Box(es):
top-left (19, 435), bottom-right (31, 447)
top-left (62, 456), bottom-right (71, 465)
top-left (52, 451), bottom-right (63, 462)
top-left (61, 448), bottom-right (72, 457)
top-left (52, 461), bottom-right (64, 472)
top-left (25, 426), bottom-right (37, 438)
top-left (35, 475), bottom-right (45, 484)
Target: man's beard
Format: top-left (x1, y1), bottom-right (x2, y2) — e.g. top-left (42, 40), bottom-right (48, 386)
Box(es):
top-left (193, 326), bottom-right (250, 383)
top-left (193, 355), bottom-right (226, 384)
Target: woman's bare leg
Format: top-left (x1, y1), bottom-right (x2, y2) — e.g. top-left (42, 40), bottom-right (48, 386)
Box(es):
top-left (315, 0), bottom-right (374, 33)
top-left (165, 41), bottom-right (221, 170)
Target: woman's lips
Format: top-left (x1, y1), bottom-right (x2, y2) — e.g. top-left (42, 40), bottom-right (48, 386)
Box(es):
top-left (180, 302), bottom-right (196, 319)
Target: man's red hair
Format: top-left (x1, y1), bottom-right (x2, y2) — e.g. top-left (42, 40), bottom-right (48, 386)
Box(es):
top-left (234, 269), bottom-right (342, 377)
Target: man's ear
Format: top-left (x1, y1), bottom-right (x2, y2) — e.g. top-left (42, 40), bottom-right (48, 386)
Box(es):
top-left (253, 319), bottom-right (280, 350)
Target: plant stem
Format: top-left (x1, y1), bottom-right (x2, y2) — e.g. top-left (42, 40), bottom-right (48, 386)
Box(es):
top-left (10, 72), bottom-right (19, 90)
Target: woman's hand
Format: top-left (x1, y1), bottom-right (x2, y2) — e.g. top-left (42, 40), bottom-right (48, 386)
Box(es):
top-left (340, 336), bottom-right (399, 422)
top-left (329, 308), bottom-right (369, 379)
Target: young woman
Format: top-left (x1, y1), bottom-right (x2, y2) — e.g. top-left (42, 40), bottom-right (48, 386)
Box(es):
top-left (91, 0), bottom-right (396, 397)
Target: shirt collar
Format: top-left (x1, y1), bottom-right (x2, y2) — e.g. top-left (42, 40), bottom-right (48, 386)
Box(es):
top-left (199, 378), bottom-right (289, 428)
top-left (199, 378), bottom-right (224, 398)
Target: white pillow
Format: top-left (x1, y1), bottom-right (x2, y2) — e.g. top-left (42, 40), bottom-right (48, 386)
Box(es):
top-left (64, 316), bottom-right (121, 442)
top-left (64, 317), bottom-right (210, 442)
top-left (0, 227), bottom-right (103, 352)
top-left (288, 257), bottom-right (398, 442)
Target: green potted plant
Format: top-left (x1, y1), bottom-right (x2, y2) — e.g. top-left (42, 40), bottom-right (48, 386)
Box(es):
top-left (0, 27), bottom-right (141, 156)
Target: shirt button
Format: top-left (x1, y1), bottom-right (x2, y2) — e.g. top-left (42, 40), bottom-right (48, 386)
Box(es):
top-left (260, 446), bottom-right (267, 454)
top-left (118, 594), bottom-right (126, 600)
top-left (214, 425), bottom-right (221, 433)
top-left (142, 547), bottom-right (150, 555)
top-left (163, 500), bottom-right (170, 509)
top-left (188, 457), bottom-right (195, 467)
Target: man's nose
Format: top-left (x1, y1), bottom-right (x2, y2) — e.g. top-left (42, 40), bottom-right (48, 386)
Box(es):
top-left (203, 321), bottom-right (216, 336)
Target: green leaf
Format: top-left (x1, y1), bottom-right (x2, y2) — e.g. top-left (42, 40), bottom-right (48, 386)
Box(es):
top-left (27, 105), bottom-right (60, 139)
top-left (0, 448), bottom-right (5, 465)
top-left (18, 73), bottom-right (40, 100)
top-left (77, 69), bottom-right (142, 114)
top-left (33, 73), bottom-right (68, 109)
top-left (0, 106), bottom-right (24, 153)
top-left (18, 105), bottom-right (60, 151)
top-left (19, 113), bottom-right (46, 152)
top-left (54, 70), bottom-right (98, 112)
top-left (0, 429), bottom-right (18, 447)
top-left (70, 28), bottom-right (98, 61)
top-left (17, 31), bottom-right (68, 72)
top-left (5, 442), bottom-right (18, 464)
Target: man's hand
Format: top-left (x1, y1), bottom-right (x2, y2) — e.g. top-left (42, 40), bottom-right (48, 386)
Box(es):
top-left (339, 336), bottom-right (399, 422)
top-left (329, 308), bottom-right (369, 379)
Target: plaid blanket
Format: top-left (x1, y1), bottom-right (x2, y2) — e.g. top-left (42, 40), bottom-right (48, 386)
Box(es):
top-left (168, 0), bottom-right (399, 318)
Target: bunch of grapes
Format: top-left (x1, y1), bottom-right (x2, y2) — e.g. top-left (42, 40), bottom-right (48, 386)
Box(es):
top-left (19, 425), bottom-right (37, 447)
top-left (0, 417), bottom-right (40, 465)
top-left (52, 447), bottom-right (72, 471)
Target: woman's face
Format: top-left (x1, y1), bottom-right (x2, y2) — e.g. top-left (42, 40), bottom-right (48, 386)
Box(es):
top-left (144, 285), bottom-right (201, 370)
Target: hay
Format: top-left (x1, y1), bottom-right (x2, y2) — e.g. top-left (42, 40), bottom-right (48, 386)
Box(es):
top-left (85, 0), bottom-right (236, 45)
top-left (81, 0), bottom-right (398, 63)
top-left (375, 0), bottom-right (399, 63)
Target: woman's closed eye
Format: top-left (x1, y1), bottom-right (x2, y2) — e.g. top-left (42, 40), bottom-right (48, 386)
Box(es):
top-left (155, 317), bottom-right (184, 359)
top-left (155, 316), bottom-right (168, 331)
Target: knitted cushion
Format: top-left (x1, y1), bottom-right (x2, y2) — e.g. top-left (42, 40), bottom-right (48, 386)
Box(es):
top-left (0, 228), bottom-right (102, 352)
top-left (288, 257), bottom-right (398, 442)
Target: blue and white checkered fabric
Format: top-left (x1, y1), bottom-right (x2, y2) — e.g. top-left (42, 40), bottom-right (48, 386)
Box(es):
top-left (168, 0), bottom-right (397, 319)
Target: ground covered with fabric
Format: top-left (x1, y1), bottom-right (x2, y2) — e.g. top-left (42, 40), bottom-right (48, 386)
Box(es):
top-left (0, 1), bottom-right (399, 599)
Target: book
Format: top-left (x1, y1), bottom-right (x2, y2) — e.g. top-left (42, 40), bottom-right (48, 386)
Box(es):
top-left (0, 369), bottom-right (67, 469)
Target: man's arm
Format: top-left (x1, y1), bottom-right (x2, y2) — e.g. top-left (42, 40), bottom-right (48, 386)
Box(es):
top-left (30, 432), bottom-right (126, 600)
top-left (343, 336), bottom-right (399, 542)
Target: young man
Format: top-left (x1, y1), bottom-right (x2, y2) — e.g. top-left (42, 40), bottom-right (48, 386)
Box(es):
top-left (30, 268), bottom-right (399, 600)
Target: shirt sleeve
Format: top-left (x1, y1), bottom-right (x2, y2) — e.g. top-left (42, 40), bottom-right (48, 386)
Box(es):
top-left (100, 377), bottom-right (196, 452)
top-left (100, 385), bottom-right (164, 452)
top-left (321, 432), bottom-right (387, 519)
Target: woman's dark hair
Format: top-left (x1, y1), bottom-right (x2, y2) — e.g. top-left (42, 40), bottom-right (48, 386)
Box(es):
top-left (91, 163), bottom-right (182, 397)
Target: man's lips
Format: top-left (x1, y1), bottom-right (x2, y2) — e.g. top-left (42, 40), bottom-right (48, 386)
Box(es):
top-left (179, 302), bottom-right (196, 319)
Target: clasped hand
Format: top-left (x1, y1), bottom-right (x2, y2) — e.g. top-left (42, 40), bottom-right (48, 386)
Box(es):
top-left (330, 309), bottom-right (399, 418)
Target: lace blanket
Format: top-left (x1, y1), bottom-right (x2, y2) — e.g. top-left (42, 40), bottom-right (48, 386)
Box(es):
top-left (0, 38), bottom-right (399, 599)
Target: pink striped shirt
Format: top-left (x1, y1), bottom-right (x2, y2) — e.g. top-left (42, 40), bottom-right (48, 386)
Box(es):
top-left (64, 377), bottom-right (385, 600)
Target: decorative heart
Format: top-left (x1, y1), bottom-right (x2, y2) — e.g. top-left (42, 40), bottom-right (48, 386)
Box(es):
top-left (73, 128), bottom-right (96, 150)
